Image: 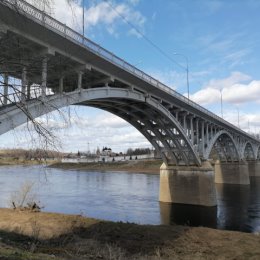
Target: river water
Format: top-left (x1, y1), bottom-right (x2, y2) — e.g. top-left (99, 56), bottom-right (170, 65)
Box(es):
top-left (0, 165), bottom-right (259, 233)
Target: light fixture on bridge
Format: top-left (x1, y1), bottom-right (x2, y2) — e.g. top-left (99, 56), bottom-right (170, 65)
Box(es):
top-left (220, 89), bottom-right (223, 119)
top-left (173, 53), bottom-right (190, 100)
top-left (82, 0), bottom-right (85, 38)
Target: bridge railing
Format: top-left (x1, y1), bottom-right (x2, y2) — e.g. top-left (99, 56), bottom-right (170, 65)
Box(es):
top-left (0, 86), bottom-right (49, 107)
top-left (1, 0), bottom-right (256, 141)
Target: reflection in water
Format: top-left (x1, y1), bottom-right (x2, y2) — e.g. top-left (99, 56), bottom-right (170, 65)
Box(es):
top-left (159, 180), bottom-right (260, 233)
top-left (160, 203), bottom-right (217, 228)
top-left (0, 166), bottom-right (260, 233)
top-left (216, 183), bottom-right (250, 232)
top-left (248, 177), bottom-right (260, 233)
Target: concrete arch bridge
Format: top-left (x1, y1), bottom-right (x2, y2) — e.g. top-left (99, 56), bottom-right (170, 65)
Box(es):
top-left (0, 0), bottom-right (260, 206)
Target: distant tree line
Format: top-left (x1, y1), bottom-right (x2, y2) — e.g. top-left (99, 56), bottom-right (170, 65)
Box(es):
top-left (0, 148), bottom-right (63, 160)
top-left (126, 148), bottom-right (151, 156)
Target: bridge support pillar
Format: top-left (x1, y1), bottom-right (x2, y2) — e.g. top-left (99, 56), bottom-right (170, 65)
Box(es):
top-left (3, 74), bottom-right (8, 105)
top-left (214, 160), bottom-right (250, 184)
top-left (159, 161), bottom-right (217, 206)
top-left (27, 83), bottom-right (31, 100)
top-left (21, 67), bottom-right (27, 102)
top-left (41, 57), bottom-right (48, 97)
top-left (247, 161), bottom-right (260, 176)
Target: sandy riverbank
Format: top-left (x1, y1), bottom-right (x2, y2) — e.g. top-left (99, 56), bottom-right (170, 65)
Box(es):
top-left (0, 208), bottom-right (260, 260)
top-left (49, 159), bottom-right (163, 174)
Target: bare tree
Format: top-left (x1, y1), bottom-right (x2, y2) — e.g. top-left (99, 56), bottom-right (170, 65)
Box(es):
top-left (0, 0), bottom-right (76, 152)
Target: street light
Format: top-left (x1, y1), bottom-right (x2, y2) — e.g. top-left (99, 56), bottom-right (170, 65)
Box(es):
top-left (236, 106), bottom-right (240, 128)
top-left (220, 89), bottom-right (223, 118)
top-left (82, 0), bottom-right (85, 37)
top-left (173, 53), bottom-right (189, 100)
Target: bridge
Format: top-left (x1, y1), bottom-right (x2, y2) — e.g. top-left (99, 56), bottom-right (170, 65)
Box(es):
top-left (1, 0), bottom-right (260, 207)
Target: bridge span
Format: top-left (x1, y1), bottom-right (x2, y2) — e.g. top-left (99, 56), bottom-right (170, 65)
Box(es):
top-left (0, 0), bottom-right (260, 207)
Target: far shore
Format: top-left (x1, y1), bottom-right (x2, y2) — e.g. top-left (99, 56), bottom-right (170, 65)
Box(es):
top-left (0, 157), bottom-right (163, 174)
top-left (49, 159), bottom-right (163, 174)
top-left (0, 157), bottom-right (58, 166)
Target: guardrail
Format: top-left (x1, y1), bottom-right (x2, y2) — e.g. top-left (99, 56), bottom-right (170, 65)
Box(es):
top-left (1, 0), bottom-right (258, 142)
top-left (0, 86), bottom-right (48, 106)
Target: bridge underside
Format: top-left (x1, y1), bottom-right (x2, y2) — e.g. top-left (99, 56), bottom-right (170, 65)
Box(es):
top-left (80, 97), bottom-right (200, 166)
top-left (208, 133), bottom-right (239, 162)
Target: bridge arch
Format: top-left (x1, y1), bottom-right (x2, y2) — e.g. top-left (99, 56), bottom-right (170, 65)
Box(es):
top-left (243, 141), bottom-right (255, 160)
top-left (0, 87), bottom-right (201, 166)
top-left (204, 130), bottom-right (239, 161)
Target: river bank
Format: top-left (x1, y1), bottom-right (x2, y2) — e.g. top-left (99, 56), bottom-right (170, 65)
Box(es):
top-left (0, 157), bottom-right (59, 166)
top-left (0, 208), bottom-right (259, 260)
top-left (49, 159), bottom-right (163, 174)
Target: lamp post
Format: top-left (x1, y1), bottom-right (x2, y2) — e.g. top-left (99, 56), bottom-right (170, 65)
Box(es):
top-left (82, 0), bottom-right (85, 37)
top-left (237, 106), bottom-right (240, 128)
top-left (220, 89), bottom-right (223, 118)
top-left (173, 53), bottom-right (189, 100)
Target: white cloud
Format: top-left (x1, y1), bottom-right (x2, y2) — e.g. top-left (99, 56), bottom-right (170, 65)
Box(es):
top-left (190, 72), bottom-right (259, 105)
top-left (27, 0), bottom-right (146, 37)
top-left (83, 1), bottom-right (145, 36)
top-left (189, 88), bottom-right (220, 105)
top-left (222, 110), bottom-right (260, 134)
top-left (6, 108), bottom-right (150, 153)
top-left (205, 71), bottom-right (251, 90)
top-left (223, 80), bottom-right (260, 104)
top-left (58, 110), bottom-right (150, 152)
top-left (71, 112), bottom-right (129, 129)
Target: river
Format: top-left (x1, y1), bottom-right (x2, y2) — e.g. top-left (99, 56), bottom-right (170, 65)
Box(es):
top-left (0, 165), bottom-right (259, 233)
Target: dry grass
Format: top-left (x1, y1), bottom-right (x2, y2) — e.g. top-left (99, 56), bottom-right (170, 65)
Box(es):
top-left (0, 208), bottom-right (260, 260)
top-left (50, 159), bottom-right (162, 174)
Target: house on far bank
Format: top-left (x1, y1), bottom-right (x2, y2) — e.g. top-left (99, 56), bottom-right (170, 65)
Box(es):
top-left (62, 146), bottom-right (158, 163)
top-left (101, 147), bottom-right (112, 156)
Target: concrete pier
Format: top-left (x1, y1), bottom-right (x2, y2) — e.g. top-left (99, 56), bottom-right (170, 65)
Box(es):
top-left (159, 161), bottom-right (217, 206)
top-left (247, 161), bottom-right (260, 177)
top-left (214, 161), bottom-right (250, 184)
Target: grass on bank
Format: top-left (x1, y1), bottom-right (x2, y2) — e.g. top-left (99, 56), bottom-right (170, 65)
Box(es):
top-left (50, 159), bottom-right (163, 174)
top-left (0, 208), bottom-right (260, 260)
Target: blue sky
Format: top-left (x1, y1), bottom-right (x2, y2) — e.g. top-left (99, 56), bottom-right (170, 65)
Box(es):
top-left (1, 0), bottom-right (260, 153)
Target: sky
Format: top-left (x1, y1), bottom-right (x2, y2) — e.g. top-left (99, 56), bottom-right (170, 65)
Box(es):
top-left (1, 0), bottom-right (260, 153)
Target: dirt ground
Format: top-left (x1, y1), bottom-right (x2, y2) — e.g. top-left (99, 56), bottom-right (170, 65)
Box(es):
top-left (0, 208), bottom-right (260, 260)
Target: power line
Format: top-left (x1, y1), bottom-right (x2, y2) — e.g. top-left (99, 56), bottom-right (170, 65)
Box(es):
top-left (103, 0), bottom-right (185, 71)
